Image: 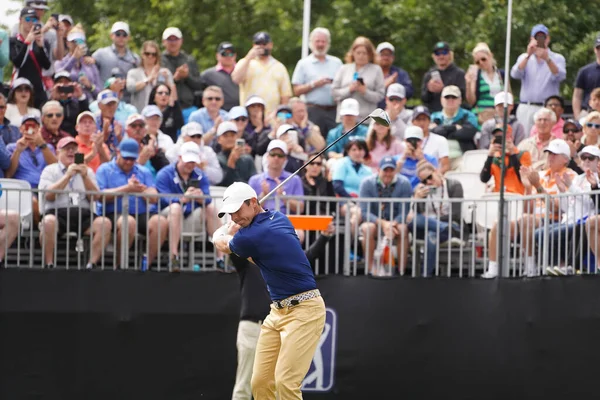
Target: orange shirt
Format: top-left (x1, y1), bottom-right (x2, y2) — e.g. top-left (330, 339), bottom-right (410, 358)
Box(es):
top-left (75, 135), bottom-right (110, 172)
top-left (491, 150), bottom-right (532, 195)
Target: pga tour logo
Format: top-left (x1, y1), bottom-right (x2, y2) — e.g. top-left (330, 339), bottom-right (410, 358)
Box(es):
top-left (302, 308), bottom-right (337, 392)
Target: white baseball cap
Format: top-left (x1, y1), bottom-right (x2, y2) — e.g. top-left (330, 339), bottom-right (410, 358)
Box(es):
top-left (276, 124), bottom-right (296, 138)
top-left (244, 95), bottom-right (266, 108)
top-left (579, 145), bottom-right (600, 158)
top-left (218, 182), bottom-right (258, 218)
top-left (267, 139), bottom-right (288, 155)
top-left (181, 122), bottom-right (203, 137)
top-left (162, 27), bottom-right (182, 40)
top-left (386, 83), bottom-right (406, 99)
top-left (544, 139), bottom-right (571, 159)
top-left (111, 21), bottom-right (130, 35)
top-left (179, 142), bottom-right (201, 164)
top-left (76, 111), bottom-right (96, 124)
top-left (404, 126), bottom-right (424, 140)
top-left (494, 91), bottom-right (514, 106)
top-left (126, 113), bottom-right (145, 127)
top-left (441, 85), bottom-right (461, 98)
top-left (340, 98), bottom-right (359, 116)
top-left (217, 121), bottom-right (237, 137)
top-left (376, 42), bottom-right (395, 54)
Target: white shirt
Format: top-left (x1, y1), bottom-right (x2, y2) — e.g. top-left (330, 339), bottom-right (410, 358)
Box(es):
top-left (5, 104), bottom-right (41, 127)
top-left (561, 172), bottom-right (598, 224)
top-left (422, 132), bottom-right (449, 162)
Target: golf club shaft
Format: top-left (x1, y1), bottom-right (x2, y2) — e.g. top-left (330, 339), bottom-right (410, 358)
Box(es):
top-left (259, 114), bottom-right (371, 204)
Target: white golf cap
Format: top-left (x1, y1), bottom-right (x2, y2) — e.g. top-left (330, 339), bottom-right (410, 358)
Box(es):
top-left (218, 182), bottom-right (258, 218)
top-left (179, 141), bottom-right (201, 164)
top-left (59, 15), bottom-right (74, 25)
top-left (544, 139), bottom-right (571, 159)
top-left (340, 98), bottom-right (359, 116)
top-left (76, 111), bottom-right (96, 124)
top-left (494, 91), bottom-right (514, 106)
top-left (579, 145), bottom-right (600, 158)
top-left (111, 21), bottom-right (130, 35)
top-left (162, 27), bottom-right (182, 40)
top-left (126, 113), bottom-right (145, 126)
top-left (217, 121), bottom-right (237, 137)
top-left (276, 124), bottom-right (296, 138)
top-left (181, 122), bottom-right (203, 137)
top-left (386, 83), bottom-right (406, 99)
top-left (404, 126), bottom-right (424, 140)
top-left (97, 90), bottom-right (119, 104)
top-left (441, 85), bottom-right (461, 98)
top-left (376, 42), bottom-right (395, 53)
top-left (244, 95), bottom-right (266, 108)
top-left (267, 139), bottom-right (288, 155)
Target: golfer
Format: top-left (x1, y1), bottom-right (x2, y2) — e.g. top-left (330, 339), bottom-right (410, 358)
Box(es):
top-left (214, 181), bottom-right (326, 399)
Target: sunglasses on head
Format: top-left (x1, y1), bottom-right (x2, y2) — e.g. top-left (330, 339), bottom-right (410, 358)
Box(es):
top-left (581, 154), bottom-right (598, 161)
top-left (114, 31), bottom-right (128, 37)
top-left (234, 117), bottom-right (248, 122)
top-left (205, 97), bottom-right (222, 102)
top-left (269, 152), bottom-right (286, 158)
top-left (143, 52), bottom-right (157, 57)
top-left (475, 57), bottom-right (487, 64)
top-left (421, 174), bottom-right (433, 184)
top-left (434, 49), bottom-right (449, 56)
top-left (45, 113), bottom-right (63, 118)
top-left (24, 17), bottom-right (38, 23)
top-left (586, 123), bottom-right (600, 129)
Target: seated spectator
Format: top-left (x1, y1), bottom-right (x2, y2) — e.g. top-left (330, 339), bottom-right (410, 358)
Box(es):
top-left (375, 41), bottom-right (414, 107)
top-left (96, 138), bottom-right (168, 269)
top-left (379, 83), bottom-right (410, 140)
top-left (74, 111), bottom-right (110, 172)
top-left (148, 83), bottom-right (184, 142)
top-left (517, 107), bottom-right (557, 170)
top-left (332, 138), bottom-right (372, 197)
top-left (530, 95), bottom-right (565, 138)
top-left (431, 85), bottom-right (478, 170)
top-left (275, 124), bottom-right (307, 174)
top-left (50, 70), bottom-right (90, 136)
top-left (365, 118), bottom-right (404, 170)
top-left (123, 114), bottom-right (169, 177)
top-left (54, 24), bottom-right (101, 102)
top-left (582, 111), bottom-right (600, 147)
top-left (288, 97), bottom-right (325, 154)
top-left (359, 156), bottom-right (411, 274)
top-left (229, 106), bottom-right (258, 156)
top-left (0, 93), bottom-right (21, 145)
top-left (127, 40), bottom-right (175, 113)
top-left (6, 115), bottom-right (57, 224)
top-left (142, 105), bottom-right (174, 154)
top-left (40, 101), bottom-right (70, 148)
top-left (483, 139), bottom-right (577, 278)
top-left (332, 36), bottom-right (385, 123)
top-left (480, 126), bottom-right (532, 194)
top-left (302, 152), bottom-right (335, 215)
top-left (216, 121), bottom-right (256, 186)
top-left (38, 136), bottom-right (112, 270)
top-left (465, 42), bottom-right (505, 124)
top-left (0, 209), bottom-right (20, 267)
top-left (410, 162), bottom-right (464, 276)
top-left (563, 119), bottom-right (585, 174)
top-left (421, 41), bottom-right (466, 112)
top-left (10, 7), bottom-right (51, 108)
top-left (189, 86), bottom-right (229, 145)
top-left (94, 90), bottom-right (123, 156)
top-left (396, 126), bottom-right (439, 189)
top-left (5, 78), bottom-right (40, 128)
top-left (165, 122), bottom-right (223, 185)
top-left (89, 71), bottom-right (137, 127)
top-left (0, 29), bottom-right (8, 84)
top-left (538, 145), bottom-right (599, 274)
top-left (201, 42), bottom-right (239, 111)
top-left (411, 105), bottom-right (450, 173)
top-left (478, 92), bottom-right (525, 149)
top-left (246, 95), bottom-right (273, 156)
top-left (326, 98), bottom-right (367, 160)
top-left (156, 142), bottom-right (224, 271)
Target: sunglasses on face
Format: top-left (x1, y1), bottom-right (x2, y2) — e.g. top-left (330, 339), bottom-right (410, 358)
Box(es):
top-left (421, 174), bottom-right (433, 184)
top-left (444, 95), bottom-right (458, 100)
top-left (205, 97), bottom-right (222, 102)
top-left (45, 113), bottom-right (63, 118)
top-left (309, 161), bottom-right (322, 166)
top-left (122, 157), bottom-right (136, 162)
top-left (234, 117), bottom-right (248, 122)
top-left (269, 152), bottom-right (286, 158)
top-left (156, 91), bottom-right (169, 96)
top-left (475, 57), bottom-right (487, 65)
top-left (581, 154), bottom-right (598, 161)
top-left (434, 49), bottom-right (449, 56)
top-left (190, 134), bottom-right (202, 139)
top-left (130, 123), bottom-right (145, 129)
top-left (143, 52), bottom-right (157, 57)
top-left (564, 128), bottom-right (580, 134)
top-left (221, 51), bottom-right (235, 57)
top-left (587, 123), bottom-right (600, 129)
top-left (114, 31), bottom-right (128, 38)
top-left (24, 17), bottom-right (38, 23)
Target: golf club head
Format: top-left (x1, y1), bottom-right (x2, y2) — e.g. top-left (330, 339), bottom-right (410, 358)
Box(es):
top-left (369, 108), bottom-right (391, 127)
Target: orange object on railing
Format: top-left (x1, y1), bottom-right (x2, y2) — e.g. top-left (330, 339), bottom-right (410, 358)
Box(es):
top-left (287, 215), bottom-right (333, 231)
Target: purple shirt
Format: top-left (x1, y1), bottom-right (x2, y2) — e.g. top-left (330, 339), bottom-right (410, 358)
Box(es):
top-left (510, 49), bottom-right (566, 103)
top-left (248, 170), bottom-right (303, 214)
top-left (54, 53), bottom-right (102, 101)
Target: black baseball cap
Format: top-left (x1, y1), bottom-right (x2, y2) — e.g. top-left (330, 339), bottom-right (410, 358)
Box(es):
top-left (595, 34), bottom-right (600, 49)
top-left (20, 7), bottom-right (37, 18)
top-left (253, 32), bottom-right (271, 45)
top-left (217, 42), bottom-right (235, 54)
top-left (433, 41), bottom-right (451, 53)
top-left (412, 105), bottom-right (431, 119)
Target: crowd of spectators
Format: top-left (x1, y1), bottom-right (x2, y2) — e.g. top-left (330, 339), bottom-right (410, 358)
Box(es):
top-left (2, 0), bottom-right (600, 276)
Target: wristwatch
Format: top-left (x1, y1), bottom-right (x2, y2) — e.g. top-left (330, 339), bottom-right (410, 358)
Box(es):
top-left (535, 186), bottom-right (543, 193)
top-left (38, 143), bottom-right (48, 150)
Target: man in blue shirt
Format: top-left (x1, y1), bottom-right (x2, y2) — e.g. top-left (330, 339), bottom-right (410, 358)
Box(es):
top-left (375, 42), bottom-right (414, 108)
top-left (395, 126), bottom-right (438, 189)
top-left (188, 85), bottom-right (229, 146)
top-left (214, 182), bottom-right (326, 400)
top-left (0, 94), bottom-right (20, 145)
top-left (572, 34), bottom-right (600, 119)
top-left (156, 141), bottom-right (224, 271)
top-left (96, 138), bottom-right (168, 269)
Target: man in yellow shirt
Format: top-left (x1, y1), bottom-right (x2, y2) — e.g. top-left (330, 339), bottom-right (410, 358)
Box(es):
top-left (232, 31), bottom-right (292, 115)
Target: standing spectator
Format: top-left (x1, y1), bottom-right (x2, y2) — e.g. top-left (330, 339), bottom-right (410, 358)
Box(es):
top-left (465, 42), bottom-right (506, 124)
top-left (161, 27), bottom-right (203, 121)
top-left (189, 86), bottom-right (229, 146)
top-left (95, 138), bottom-right (168, 269)
top-left (291, 27), bottom-right (342, 139)
top-left (411, 105), bottom-right (450, 173)
top-left (216, 121), bottom-right (256, 186)
top-left (5, 78), bottom-right (40, 128)
top-left (232, 31), bottom-right (292, 115)
top-left (288, 97), bottom-right (325, 154)
top-left (9, 8), bottom-right (51, 109)
top-left (148, 83), bottom-right (184, 142)
top-left (0, 94), bottom-right (20, 145)
top-left (38, 136), bottom-right (112, 270)
top-left (0, 28), bottom-right (9, 83)
top-left (517, 107), bottom-right (558, 170)
top-left (54, 25), bottom-right (101, 102)
top-left (39, 100), bottom-right (69, 148)
top-left (123, 113), bottom-right (170, 177)
top-left (332, 36), bottom-right (385, 123)
top-left (379, 83), bottom-right (410, 140)
top-left (588, 88), bottom-right (600, 116)
top-left (89, 71), bottom-right (137, 127)
top-left (201, 42), bottom-right (239, 111)
top-left (421, 41), bottom-right (466, 112)
top-left (245, 95), bottom-right (273, 156)
top-left (572, 34), bottom-right (600, 120)
top-left (478, 92), bottom-right (526, 149)
top-left (529, 95), bottom-right (565, 138)
top-left (74, 111), bottom-right (110, 172)
top-left (126, 40), bottom-right (175, 113)
top-left (142, 105), bottom-right (174, 154)
top-left (365, 118), bottom-right (404, 170)
top-left (325, 98), bottom-right (367, 160)
top-left (50, 70), bottom-right (89, 136)
top-left (92, 21), bottom-right (140, 102)
top-left (396, 126), bottom-right (439, 189)
top-left (94, 90), bottom-right (123, 156)
top-left (510, 24), bottom-right (566, 135)
top-left (375, 41), bottom-right (414, 109)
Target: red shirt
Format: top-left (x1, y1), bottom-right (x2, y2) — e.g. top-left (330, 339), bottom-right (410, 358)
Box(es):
top-left (41, 126), bottom-right (70, 148)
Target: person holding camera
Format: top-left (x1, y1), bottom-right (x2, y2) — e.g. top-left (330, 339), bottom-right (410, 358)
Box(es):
top-left (123, 113), bottom-right (169, 177)
top-left (38, 136), bottom-right (111, 270)
top-left (216, 121), bottom-right (256, 186)
top-left (10, 7), bottom-right (51, 109)
top-left (74, 111), bottom-right (110, 172)
top-left (50, 71), bottom-right (90, 136)
top-left (421, 41), bottom-right (466, 113)
top-left (396, 126), bottom-right (439, 189)
top-left (232, 31), bottom-right (292, 115)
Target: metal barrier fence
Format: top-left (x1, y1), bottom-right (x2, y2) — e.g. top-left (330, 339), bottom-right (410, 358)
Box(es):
top-left (1, 184), bottom-right (600, 278)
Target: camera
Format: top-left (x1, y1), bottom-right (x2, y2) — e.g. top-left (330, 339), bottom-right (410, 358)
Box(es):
top-left (58, 85), bottom-right (74, 94)
top-left (34, 23), bottom-right (42, 32)
top-left (407, 138), bottom-right (420, 149)
top-left (493, 135), bottom-right (503, 145)
top-left (188, 179), bottom-right (200, 189)
top-left (236, 138), bottom-right (246, 148)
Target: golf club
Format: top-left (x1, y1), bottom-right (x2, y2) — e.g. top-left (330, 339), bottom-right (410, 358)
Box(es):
top-left (259, 108), bottom-right (391, 204)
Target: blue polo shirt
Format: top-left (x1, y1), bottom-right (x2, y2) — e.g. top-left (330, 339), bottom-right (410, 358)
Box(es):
top-left (7, 143), bottom-right (55, 188)
top-left (95, 160), bottom-right (156, 215)
top-left (395, 154), bottom-right (438, 189)
top-left (188, 107), bottom-right (229, 133)
top-left (229, 209), bottom-right (317, 301)
top-left (155, 163), bottom-right (211, 216)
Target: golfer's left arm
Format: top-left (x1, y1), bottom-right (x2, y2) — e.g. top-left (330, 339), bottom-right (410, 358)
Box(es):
top-left (213, 224), bottom-right (234, 255)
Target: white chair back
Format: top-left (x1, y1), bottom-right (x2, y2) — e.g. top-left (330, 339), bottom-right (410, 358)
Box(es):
top-left (0, 178), bottom-right (33, 231)
top-left (445, 172), bottom-right (488, 224)
top-left (475, 192), bottom-right (524, 230)
top-left (459, 149), bottom-right (489, 173)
